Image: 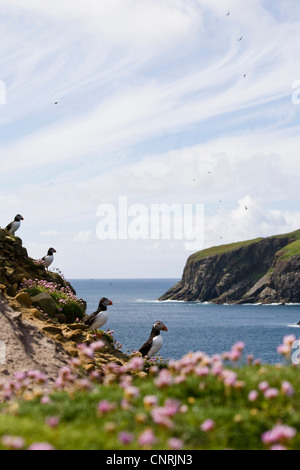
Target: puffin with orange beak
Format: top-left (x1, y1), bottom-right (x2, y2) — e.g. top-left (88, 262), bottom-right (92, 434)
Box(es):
top-left (5, 214), bottom-right (24, 235)
top-left (139, 320), bottom-right (168, 357)
top-left (42, 247), bottom-right (56, 270)
top-left (84, 297), bottom-right (113, 336)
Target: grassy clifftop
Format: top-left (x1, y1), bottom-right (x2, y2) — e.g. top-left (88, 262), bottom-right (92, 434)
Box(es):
top-left (159, 228), bottom-right (300, 303)
top-left (190, 229), bottom-right (300, 263)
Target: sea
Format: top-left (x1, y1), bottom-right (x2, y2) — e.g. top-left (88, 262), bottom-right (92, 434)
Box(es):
top-left (69, 278), bottom-right (300, 364)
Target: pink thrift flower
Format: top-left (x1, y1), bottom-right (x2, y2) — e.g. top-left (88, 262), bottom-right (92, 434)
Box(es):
top-left (118, 432), bottom-right (134, 445)
top-left (248, 390), bottom-right (259, 402)
top-left (163, 399), bottom-right (180, 417)
top-left (143, 395), bottom-right (158, 408)
top-left (211, 363), bottom-right (223, 376)
top-left (90, 340), bottom-right (105, 351)
top-left (262, 424), bottom-right (296, 445)
top-left (151, 408), bottom-right (174, 429)
top-left (201, 419), bottom-right (215, 432)
top-left (126, 357), bottom-right (145, 371)
top-left (283, 335), bottom-right (296, 346)
top-left (264, 388), bottom-right (279, 399)
top-left (138, 429), bottom-right (157, 447)
top-left (194, 366), bottom-right (210, 377)
top-left (222, 370), bottom-right (237, 386)
top-left (124, 386), bottom-right (140, 399)
top-left (28, 442), bottom-right (55, 450)
top-left (168, 438), bottom-right (184, 450)
top-left (232, 341), bottom-right (245, 351)
top-left (281, 381), bottom-right (294, 397)
top-left (97, 400), bottom-right (116, 415)
top-left (1, 435), bottom-right (25, 450)
top-left (277, 344), bottom-right (290, 356)
top-left (270, 444), bottom-right (287, 450)
top-left (45, 416), bottom-right (60, 428)
top-left (258, 381), bottom-right (269, 392)
top-left (230, 349), bottom-right (241, 362)
top-left (120, 399), bottom-right (132, 410)
top-left (40, 396), bottom-right (51, 404)
top-left (154, 369), bottom-right (173, 388)
top-left (247, 354), bottom-right (254, 365)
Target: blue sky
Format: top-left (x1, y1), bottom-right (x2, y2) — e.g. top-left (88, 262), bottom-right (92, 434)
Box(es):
top-left (1, 0), bottom-right (300, 278)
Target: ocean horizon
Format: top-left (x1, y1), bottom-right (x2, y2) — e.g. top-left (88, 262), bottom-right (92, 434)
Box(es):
top-left (69, 278), bottom-right (300, 364)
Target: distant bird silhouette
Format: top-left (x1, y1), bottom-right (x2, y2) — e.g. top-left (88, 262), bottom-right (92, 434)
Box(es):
top-left (239, 36), bottom-right (243, 41)
top-left (42, 248), bottom-right (56, 270)
top-left (245, 206), bottom-right (248, 210)
top-left (54, 101), bottom-right (58, 104)
top-left (5, 214), bottom-right (24, 235)
top-left (226, 11), bottom-right (230, 16)
top-left (244, 74), bottom-right (247, 78)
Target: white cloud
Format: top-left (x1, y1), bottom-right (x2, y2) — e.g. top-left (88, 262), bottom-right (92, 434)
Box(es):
top-left (73, 231), bottom-right (92, 244)
top-left (39, 230), bottom-right (58, 237)
top-left (0, 0), bottom-right (300, 277)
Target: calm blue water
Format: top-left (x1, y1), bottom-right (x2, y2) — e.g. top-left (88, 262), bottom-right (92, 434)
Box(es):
top-left (69, 278), bottom-right (300, 364)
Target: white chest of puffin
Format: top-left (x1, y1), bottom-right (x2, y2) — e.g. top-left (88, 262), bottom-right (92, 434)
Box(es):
top-left (139, 320), bottom-right (168, 357)
top-left (5, 214), bottom-right (24, 235)
top-left (42, 248), bottom-right (57, 270)
top-left (84, 297), bottom-right (113, 336)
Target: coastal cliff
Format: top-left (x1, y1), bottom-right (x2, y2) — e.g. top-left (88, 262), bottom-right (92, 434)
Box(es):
top-left (159, 229), bottom-right (300, 304)
top-left (0, 229), bottom-right (128, 379)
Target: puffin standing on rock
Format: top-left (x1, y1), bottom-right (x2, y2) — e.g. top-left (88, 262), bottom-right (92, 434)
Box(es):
top-left (42, 248), bottom-right (56, 270)
top-left (5, 214), bottom-right (24, 235)
top-left (84, 297), bottom-right (113, 336)
top-left (139, 320), bottom-right (168, 357)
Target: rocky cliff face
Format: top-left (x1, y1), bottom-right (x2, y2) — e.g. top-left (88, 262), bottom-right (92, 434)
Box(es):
top-left (159, 230), bottom-right (300, 304)
top-left (0, 229), bottom-right (72, 297)
top-left (0, 229), bottom-right (128, 380)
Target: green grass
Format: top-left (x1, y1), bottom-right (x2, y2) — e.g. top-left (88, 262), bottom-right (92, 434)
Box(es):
top-left (277, 240), bottom-right (300, 261)
top-left (190, 238), bottom-right (263, 262)
top-left (190, 228), bottom-right (300, 263)
top-left (1, 350), bottom-right (300, 450)
top-left (20, 279), bottom-right (85, 323)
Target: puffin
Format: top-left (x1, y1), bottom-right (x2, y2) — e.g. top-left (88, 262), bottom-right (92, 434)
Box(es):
top-left (42, 248), bottom-right (56, 270)
top-left (5, 214), bottom-right (24, 235)
top-left (84, 297), bottom-right (113, 336)
top-left (139, 320), bottom-right (168, 357)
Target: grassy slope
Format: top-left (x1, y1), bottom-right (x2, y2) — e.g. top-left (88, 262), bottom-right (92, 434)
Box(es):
top-left (190, 229), bottom-right (300, 263)
top-left (1, 359), bottom-right (300, 450)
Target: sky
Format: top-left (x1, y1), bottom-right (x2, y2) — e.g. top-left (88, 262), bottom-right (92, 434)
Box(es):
top-left (1, 0), bottom-right (300, 279)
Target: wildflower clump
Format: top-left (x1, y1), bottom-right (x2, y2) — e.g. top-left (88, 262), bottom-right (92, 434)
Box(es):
top-left (1, 336), bottom-right (300, 450)
top-left (19, 278), bottom-right (85, 323)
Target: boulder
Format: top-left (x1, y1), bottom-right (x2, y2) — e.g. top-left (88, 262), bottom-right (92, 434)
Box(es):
top-left (31, 292), bottom-right (57, 317)
top-left (15, 292), bottom-right (32, 308)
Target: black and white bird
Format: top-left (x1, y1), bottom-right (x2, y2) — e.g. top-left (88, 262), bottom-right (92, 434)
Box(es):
top-left (84, 297), bottom-right (113, 336)
top-left (5, 214), bottom-right (24, 235)
top-left (42, 248), bottom-right (56, 270)
top-left (139, 320), bottom-right (168, 357)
